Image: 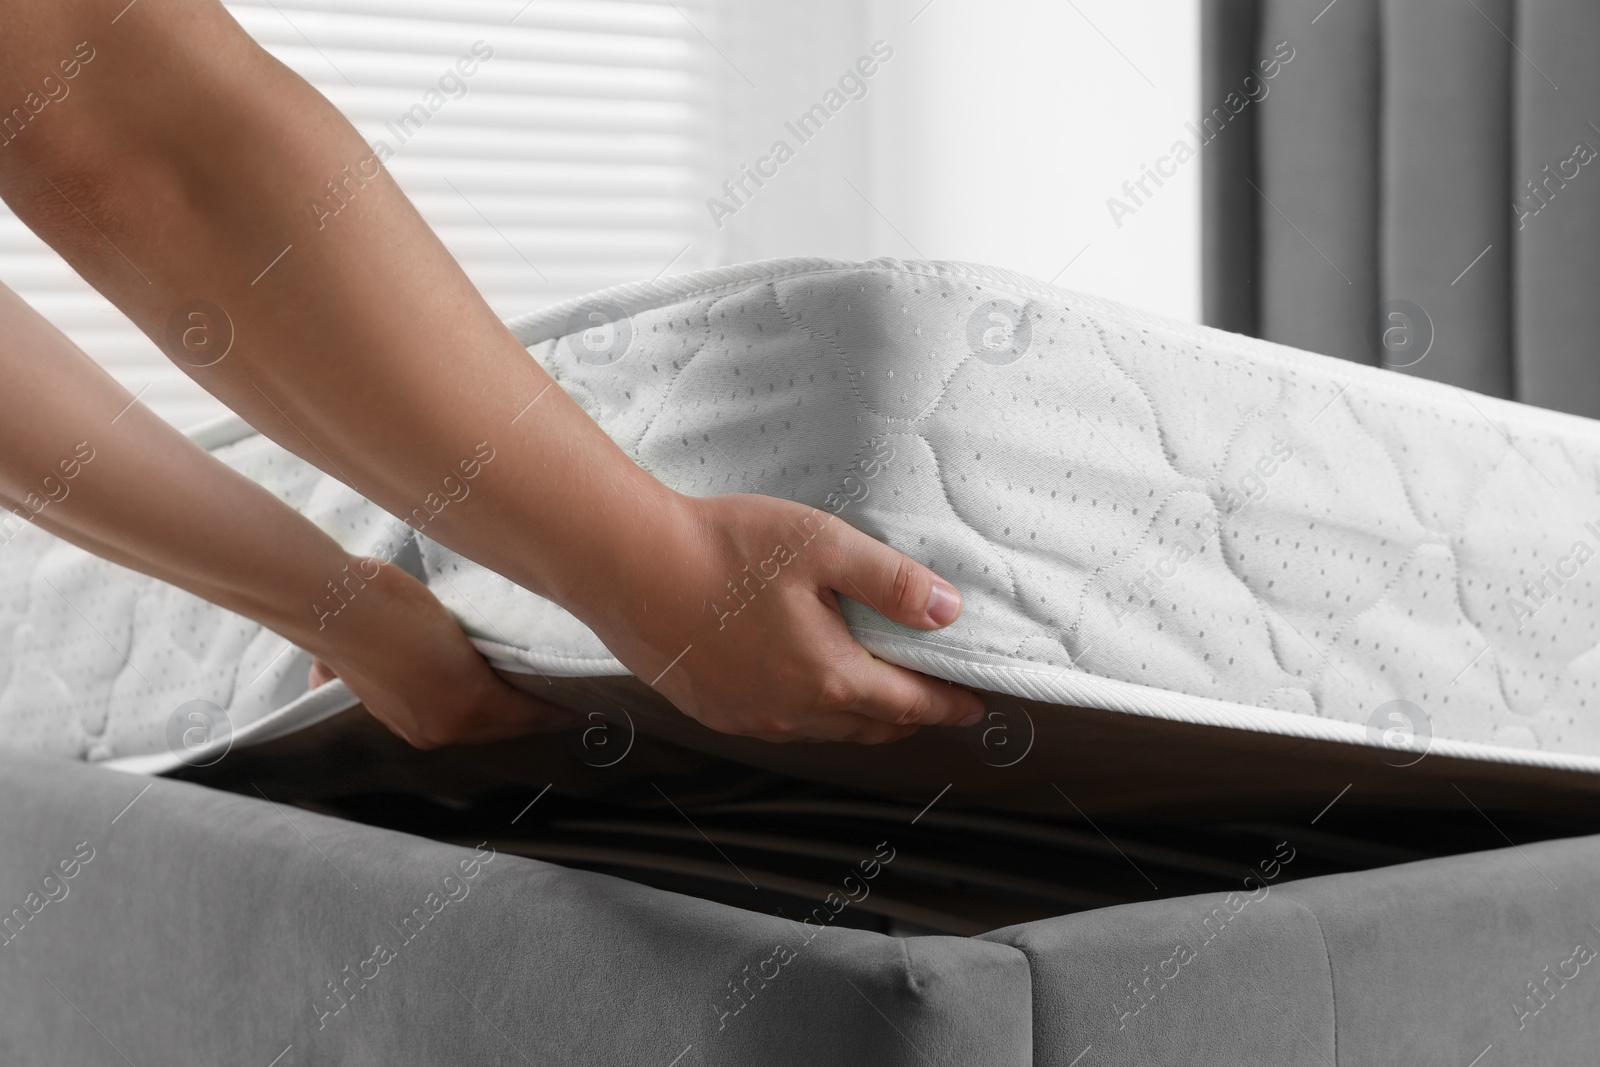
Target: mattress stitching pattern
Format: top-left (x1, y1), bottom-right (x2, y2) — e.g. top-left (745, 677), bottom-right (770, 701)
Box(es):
top-left (772, 275), bottom-right (969, 427)
top-left (915, 430), bottom-right (1028, 618)
top-left (8, 256), bottom-right (1600, 776)
top-left (1089, 317), bottom-right (1194, 482)
top-left (485, 260), bottom-right (1600, 767)
top-left (1063, 320), bottom-right (1312, 701)
top-left (0, 436), bottom-right (390, 761)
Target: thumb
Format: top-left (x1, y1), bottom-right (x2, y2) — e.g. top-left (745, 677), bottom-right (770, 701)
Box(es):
top-left (308, 657), bottom-right (338, 688)
top-left (826, 527), bottom-right (963, 630)
top-left (475, 678), bottom-right (590, 737)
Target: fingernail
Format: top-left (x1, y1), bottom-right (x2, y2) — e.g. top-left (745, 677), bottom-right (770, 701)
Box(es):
top-left (957, 709), bottom-right (984, 728)
top-left (926, 580), bottom-right (961, 626)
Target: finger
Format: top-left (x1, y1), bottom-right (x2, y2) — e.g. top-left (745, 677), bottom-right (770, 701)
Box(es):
top-left (824, 718), bottom-right (920, 745)
top-left (822, 524), bottom-right (963, 630)
top-left (308, 658), bottom-right (336, 688)
top-left (842, 718), bottom-right (921, 745)
top-left (465, 681), bottom-right (586, 741)
top-left (387, 678), bottom-right (586, 749)
top-left (782, 581), bottom-right (982, 730)
top-left (731, 712), bottom-right (918, 746)
top-left (836, 653), bottom-right (985, 730)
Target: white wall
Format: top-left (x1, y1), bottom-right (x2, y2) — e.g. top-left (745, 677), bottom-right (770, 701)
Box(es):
top-left (3, 0), bottom-right (1201, 430)
top-left (712, 0), bottom-right (1202, 322)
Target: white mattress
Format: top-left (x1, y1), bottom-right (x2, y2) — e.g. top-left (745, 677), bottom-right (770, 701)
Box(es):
top-left (7, 258), bottom-right (1600, 778)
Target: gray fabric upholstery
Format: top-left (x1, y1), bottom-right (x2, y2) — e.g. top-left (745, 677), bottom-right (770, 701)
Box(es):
top-left (0, 751), bottom-right (1031, 1066)
top-left (1282, 837), bottom-right (1600, 1064)
top-left (1204, 0), bottom-right (1600, 415)
top-left (982, 880), bottom-right (1337, 1065)
top-left (11, 746), bottom-right (1600, 1063)
top-left (985, 832), bottom-right (1600, 1064)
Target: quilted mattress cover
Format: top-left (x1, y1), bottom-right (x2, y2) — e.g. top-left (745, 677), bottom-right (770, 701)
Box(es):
top-left (6, 257), bottom-right (1600, 781)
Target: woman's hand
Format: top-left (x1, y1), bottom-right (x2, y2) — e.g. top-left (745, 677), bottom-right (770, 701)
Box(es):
top-left (0, 1), bottom-right (983, 749)
top-left (568, 490), bottom-right (986, 745)
top-left (0, 279), bottom-right (571, 757)
top-left (301, 558), bottom-right (577, 749)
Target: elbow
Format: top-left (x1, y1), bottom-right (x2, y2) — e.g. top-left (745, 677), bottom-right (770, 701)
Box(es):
top-left (0, 2), bottom-right (282, 297)
top-left (0, 0), bottom-right (274, 229)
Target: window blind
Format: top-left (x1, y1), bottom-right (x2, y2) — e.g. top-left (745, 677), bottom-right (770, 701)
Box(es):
top-left (0, 0), bottom-right (718, 428)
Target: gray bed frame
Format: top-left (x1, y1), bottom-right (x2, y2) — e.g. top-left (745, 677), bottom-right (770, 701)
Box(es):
top-left (5, 744), bottom-right (1596, 1065)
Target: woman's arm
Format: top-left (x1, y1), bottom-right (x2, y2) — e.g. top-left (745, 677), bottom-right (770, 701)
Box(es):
top-left (0, 0), bottom-right (983, 744)
top-left (0, 282), bottom-right (571, 748)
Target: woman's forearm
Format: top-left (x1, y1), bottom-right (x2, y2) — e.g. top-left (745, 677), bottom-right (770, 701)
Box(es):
top-left (0, 0), bottom-right (984, 744)
top-left (0, 277), bottom-right (573, 748)
top-left (0, 284), bottom-right (375, 648)
top-left (0, 0), bottom-right (662, 620)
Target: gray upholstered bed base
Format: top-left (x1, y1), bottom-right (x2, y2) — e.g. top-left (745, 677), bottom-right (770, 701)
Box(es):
top-left (984, 833), bottom-right (1600, 1065)
top-left (4, 749), bottom-right (1597, 1065)
top-left (0, 751), bottom-right (1028, 1066)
